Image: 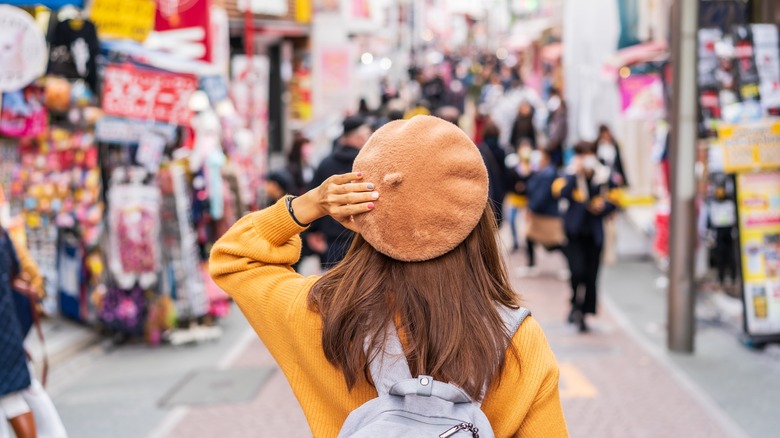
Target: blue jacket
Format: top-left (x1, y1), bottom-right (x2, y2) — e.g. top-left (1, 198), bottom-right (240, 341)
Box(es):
top-left (557, 171), bottom-right (617, 246)
top-left (527, 165), bottom-right (560, 217)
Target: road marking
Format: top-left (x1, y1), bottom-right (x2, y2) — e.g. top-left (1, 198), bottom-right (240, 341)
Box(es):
top-left (558, 362), bottom-right (598, 399)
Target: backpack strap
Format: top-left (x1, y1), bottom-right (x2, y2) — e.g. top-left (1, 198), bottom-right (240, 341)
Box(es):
top-left (368, 323), bottom-right (413, 396)
top-left (475, 306), bottom-right (531, 407)
top-left (368, 306), bottom-right (532, 398)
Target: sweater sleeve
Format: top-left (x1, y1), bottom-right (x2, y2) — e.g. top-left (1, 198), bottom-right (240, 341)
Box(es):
top-left (209, 198), bottom-right (320, 358)
top-left (514, 318), bottom-right (568, 438)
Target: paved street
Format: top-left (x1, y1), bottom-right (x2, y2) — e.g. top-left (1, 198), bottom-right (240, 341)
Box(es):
top-left (35, 214), bottom-right (779, 438)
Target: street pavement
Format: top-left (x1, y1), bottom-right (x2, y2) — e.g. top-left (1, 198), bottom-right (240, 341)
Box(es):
top-left (37, 213), bottom-right (777, 437)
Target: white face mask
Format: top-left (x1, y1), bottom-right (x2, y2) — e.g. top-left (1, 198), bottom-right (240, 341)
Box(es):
top-left (583, 155), bottom-right (600, 170)
top-left (547, 96), bottom-right (561, 112)
top-left (598, 143), bottom-right (617, 165)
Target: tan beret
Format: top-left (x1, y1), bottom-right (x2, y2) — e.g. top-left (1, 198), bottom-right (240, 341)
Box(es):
top-left (353, 115), bottom-right (489, 262)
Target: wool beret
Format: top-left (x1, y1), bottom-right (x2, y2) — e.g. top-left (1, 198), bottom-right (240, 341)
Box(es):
top-left (353, 115), bottom-right (489, 262)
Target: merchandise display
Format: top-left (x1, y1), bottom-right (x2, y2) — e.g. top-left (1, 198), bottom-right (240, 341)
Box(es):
top-left (0, 2), bottom-right (255, 345)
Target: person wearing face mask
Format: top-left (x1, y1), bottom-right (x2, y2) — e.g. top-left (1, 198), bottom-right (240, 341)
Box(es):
top-left (545, 88), bottom-right (568, 168)
top-left (554, 142), bottom-right (619, 332)
top-left (596, 125), bottom-right (628, 187)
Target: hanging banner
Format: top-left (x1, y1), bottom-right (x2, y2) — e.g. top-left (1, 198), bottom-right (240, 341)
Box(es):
top-left (91, 0), bottom-right (157, 42)
top-left (0, 6), bottom-right (48, 92)
top-left (737, 172), bottom-right (780, 337)
top-left (102, 63), bottom-right (198, 126)
top-left (96, 117), bottom-right (178, 145)
top-left (152, 0), bottom-right (212, 62)
top-left (717, 118), bottom-right (780, 173)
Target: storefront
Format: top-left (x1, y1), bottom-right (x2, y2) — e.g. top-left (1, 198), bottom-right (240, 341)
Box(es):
top-left (0, 1), bottom-right (250, 345)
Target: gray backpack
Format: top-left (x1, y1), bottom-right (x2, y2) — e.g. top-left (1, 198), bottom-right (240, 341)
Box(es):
top-left (338, 306), bottom-right (531, 438)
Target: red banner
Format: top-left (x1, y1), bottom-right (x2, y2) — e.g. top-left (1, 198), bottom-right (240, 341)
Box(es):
top-left (102, 63), bottom-right (198, 126)
top-left (155, 0), bottom-right (211, 62)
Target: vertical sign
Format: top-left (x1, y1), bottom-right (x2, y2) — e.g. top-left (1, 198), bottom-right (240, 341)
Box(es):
top-left (737, 172), bottom-right (780, 337)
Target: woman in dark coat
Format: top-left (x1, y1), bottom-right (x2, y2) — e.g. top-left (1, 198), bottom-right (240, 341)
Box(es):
top-left (0, 226), bottom-right (37, 437)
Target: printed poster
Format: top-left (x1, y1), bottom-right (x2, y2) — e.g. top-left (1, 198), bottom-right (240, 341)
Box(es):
top-left (717, 118), bottom-right (780, 172)
top-left (102, 63), bottom-right (198, 126)
top-left (154, 0), bottom-right (212, 62)
top-left (618, 73), bottom-right (666, 120)
top-left (737, 172), bottom-right (780, 336)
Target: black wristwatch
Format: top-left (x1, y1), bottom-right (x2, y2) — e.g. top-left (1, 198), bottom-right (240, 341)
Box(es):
top-left (285, 196), bottom-right (311, 227)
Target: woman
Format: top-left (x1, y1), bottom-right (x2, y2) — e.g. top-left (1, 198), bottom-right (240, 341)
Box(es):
top-left (210, 116), bottom-right (567, 437)
top-left (596, 125), bottom-right (628, 187)
top-left (0, 226), bottom-right (37, 438)
top-left (555, 142), bottom-right (618, 333)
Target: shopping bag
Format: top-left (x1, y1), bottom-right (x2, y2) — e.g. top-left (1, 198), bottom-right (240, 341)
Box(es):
top-left (525, 212), bottom-right (566, 248)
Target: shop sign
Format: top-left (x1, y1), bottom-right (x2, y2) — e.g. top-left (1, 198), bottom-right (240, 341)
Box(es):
top-left (153, 0), bottom-right (211, 62)
top-left (0, 6), bottom-right (48, 92)
top-left (90, 0), bottom-right (157, 42)
top-left (238, 0), bottom-right (288, 16)
top-left (102, 64), bottom-right (199, 126)
top-left (736, 172), bottom-right (780, 336)
top-left (96, 117), bottom-right (178, 144)
top-left (718, 118), bottom-right (780, 173)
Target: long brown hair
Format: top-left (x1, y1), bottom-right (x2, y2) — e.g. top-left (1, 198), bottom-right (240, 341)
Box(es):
top-left (309, 204), bottom-right (521, 400)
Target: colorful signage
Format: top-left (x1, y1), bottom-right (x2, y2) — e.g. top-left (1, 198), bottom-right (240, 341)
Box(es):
top-left (737, 172), bottom-right (780, 336)
top-left (154, 0), bottom-right (212, 62)
top-left (102, 63), bottom-right (198, 126)
top-left (0, 6), bottom-right (48, 92)
top-left (91, 0), bottom-right (157, 42)
top-left (717, 118), bottom-right (780, 173)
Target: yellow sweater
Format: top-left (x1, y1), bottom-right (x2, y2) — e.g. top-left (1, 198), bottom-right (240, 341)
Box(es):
top-left (209, 200), bottom-right (569, 438)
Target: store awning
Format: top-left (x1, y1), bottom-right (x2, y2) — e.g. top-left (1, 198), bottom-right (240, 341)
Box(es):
top-left (605, 41), bottom-right (668, 69)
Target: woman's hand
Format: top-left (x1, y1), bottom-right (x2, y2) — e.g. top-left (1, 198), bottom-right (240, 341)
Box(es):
top-left (291, 172), bottom-right (379, 232)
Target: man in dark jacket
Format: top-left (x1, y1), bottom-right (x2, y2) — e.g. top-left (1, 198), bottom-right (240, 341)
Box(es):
top-left (555, 142), bottom-right (618, 332)
top-left (308, 115), bottom-right (371, 268)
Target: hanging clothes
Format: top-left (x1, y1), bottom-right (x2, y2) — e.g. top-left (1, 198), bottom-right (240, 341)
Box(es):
top-left (47, 18), bottom-right (100, 92)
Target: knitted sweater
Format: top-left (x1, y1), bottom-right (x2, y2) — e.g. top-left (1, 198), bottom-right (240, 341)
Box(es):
top-left (209, 200), bottom-right (569, 438)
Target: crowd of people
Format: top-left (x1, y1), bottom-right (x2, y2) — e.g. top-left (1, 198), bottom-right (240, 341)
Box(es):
top-left (263, 52), bottom-right (630, 334)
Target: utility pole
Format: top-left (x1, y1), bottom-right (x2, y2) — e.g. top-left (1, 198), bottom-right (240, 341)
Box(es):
top-left (667, 0), bottom-right (699, 353)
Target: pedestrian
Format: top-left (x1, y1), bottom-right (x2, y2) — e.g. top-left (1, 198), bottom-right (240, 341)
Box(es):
top-left (286, 134), bottom-right (314, 196)
top-left (510, 101), bottom-right (537, 150)
top-left (545, 88), bottom-right (568, 168)
top-left (0, 225), bottom-right (37, 438)
top-left (523, 149), bottom-right (567, 277)
top-left (210, 115), bottom-right (567, 437)
top-left (2, 225), bottom-right (68, 438)
top-left (595, 124), bottom-right (628, 266)
top-left (478, 118), bottom-right (509, 226)
top-left (308, 115), bottom-right (372, 268)
top-left (596, 124), bottom-right (629, 187)
top-left (555, 142), bottom-right (618, 332)
top-left (705, 175), bottom-right (738, 291)
top-left (506, 140), bottom-right (534, 257)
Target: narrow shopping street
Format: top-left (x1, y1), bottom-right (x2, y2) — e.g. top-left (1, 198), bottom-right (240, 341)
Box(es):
top-left (30, 215), bottom-right (778, 438)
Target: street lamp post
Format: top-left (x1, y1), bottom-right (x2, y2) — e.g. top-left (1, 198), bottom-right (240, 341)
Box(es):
top-left (667, 0), bottom-right (699, 353)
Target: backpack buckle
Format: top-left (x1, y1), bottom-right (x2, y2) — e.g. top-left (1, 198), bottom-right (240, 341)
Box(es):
top-left (417, 375), bottom-right (434, 396)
